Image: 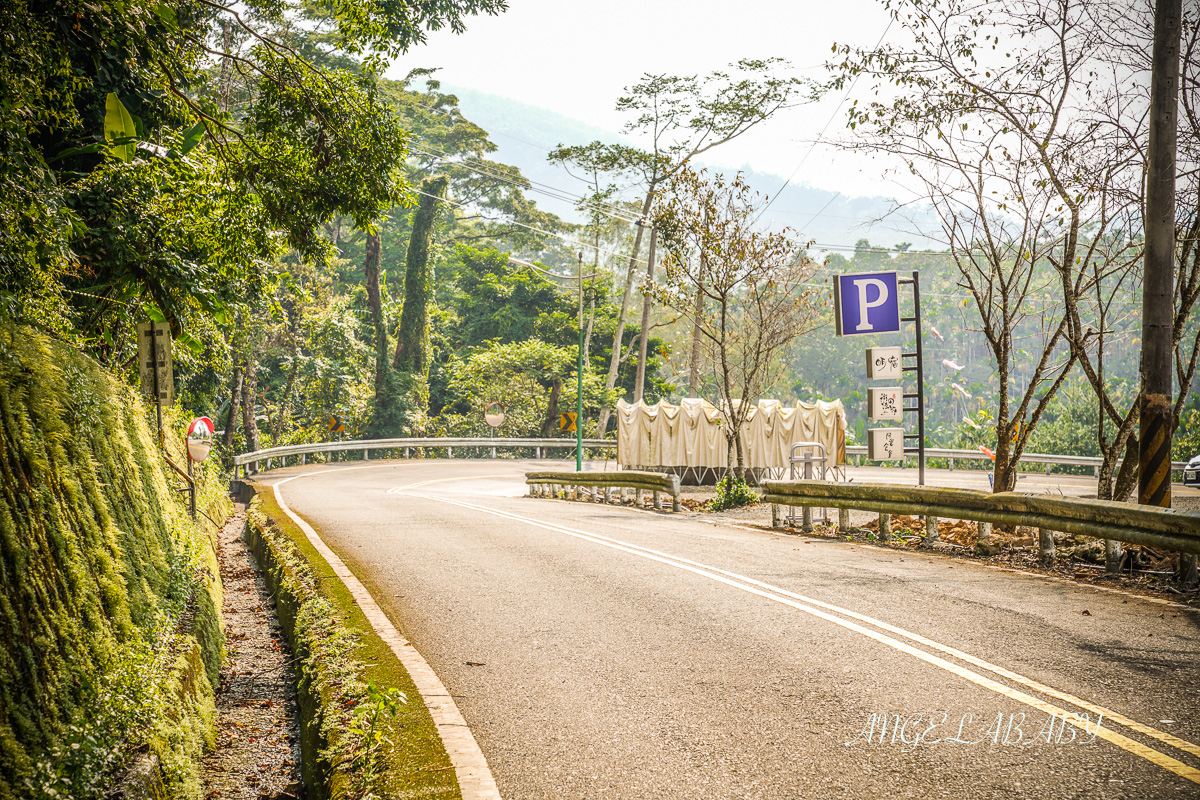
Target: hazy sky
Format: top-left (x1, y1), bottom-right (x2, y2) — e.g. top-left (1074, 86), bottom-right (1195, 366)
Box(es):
top-left (386, 0), bottom-right (914, 201)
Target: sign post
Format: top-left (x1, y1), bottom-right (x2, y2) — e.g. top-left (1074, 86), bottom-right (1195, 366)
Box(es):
top-left (835, 270), bottom-right (926, 484)
top-left (899, 271), bottom-right (926, 485)
top-left (138, 320), bottom-right (174, 433)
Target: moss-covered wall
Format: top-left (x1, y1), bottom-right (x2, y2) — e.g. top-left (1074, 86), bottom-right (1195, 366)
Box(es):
top-left (0, 325), bottom-right (227, 800)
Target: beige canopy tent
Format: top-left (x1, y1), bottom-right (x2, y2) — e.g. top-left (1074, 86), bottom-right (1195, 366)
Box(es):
top-left (616, 398), bottom-right (846, 480)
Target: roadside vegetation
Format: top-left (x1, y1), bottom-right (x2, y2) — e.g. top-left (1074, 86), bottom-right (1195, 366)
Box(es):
top-left (2, 0), bottom-right (1200, 792)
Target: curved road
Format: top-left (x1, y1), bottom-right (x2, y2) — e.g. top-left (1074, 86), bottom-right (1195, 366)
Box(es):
top-left (261, 459), bottom-right (1200, 799)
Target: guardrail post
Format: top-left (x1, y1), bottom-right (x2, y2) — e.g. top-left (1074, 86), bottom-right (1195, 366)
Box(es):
top-left (405, 447), bottom-right (410, 459)
top-left (879, 513), bottom-right (891, 541)
top-left (536, 446), bottom-right (542, 458)
top-left (603, 487), bottom-right (611, 503)
top-left (948, 457), bottom-right (955, 471)
top-left (635, 488), bottom-right (643, 507)
top-left (491, 446), bottom-right (497, 459)
top-left (1105, 540), bottom-right (1123, 574)
top-left (448, 447), bottom-right (453, 459)
top-left (301, 453), bottom-right (306, 465)
top-left (1039, 528), bottom-right (1056, 565)
top-left (838, 508), bottom-right (851, 532)
top-left (364, 449), bottom-right (370, 460)
top-left (1181, 554), bottom-right (1198, 588)
top-left (653, 490), bottom-right (662, 510)
top-left (924, 515), bottom-right (940, 546)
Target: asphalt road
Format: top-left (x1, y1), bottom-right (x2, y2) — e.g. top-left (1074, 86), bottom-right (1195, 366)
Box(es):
top-left (261, 460), bottom-right (1200, 799)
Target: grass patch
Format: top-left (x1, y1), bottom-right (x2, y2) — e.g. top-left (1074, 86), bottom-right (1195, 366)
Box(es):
top-left (248, 489), bottom-right (459, 800)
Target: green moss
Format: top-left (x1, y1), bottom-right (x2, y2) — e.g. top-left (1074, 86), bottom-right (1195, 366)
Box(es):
top-left (0, 324), bottom-right (227, 800)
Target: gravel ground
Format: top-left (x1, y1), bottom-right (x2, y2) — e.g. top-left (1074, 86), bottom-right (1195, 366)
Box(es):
top-left (202, 508), bottom-right (304, 800)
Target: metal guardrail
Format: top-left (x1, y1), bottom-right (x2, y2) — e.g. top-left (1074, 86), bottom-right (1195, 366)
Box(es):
top-left (761, 480), bottom-right (1200, 555)
top-left (232, 437), bottom-right (1188, 479)
top-left (232, 437), bottom-right (615, 476)
top-left (526, 469), bottom-right (683, 512)
top-left (844, 445), bottom-right (1188, 472)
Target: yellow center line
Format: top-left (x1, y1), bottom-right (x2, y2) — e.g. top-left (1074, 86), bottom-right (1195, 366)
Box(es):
top-left (420, 493), bottom-right (1200, 787)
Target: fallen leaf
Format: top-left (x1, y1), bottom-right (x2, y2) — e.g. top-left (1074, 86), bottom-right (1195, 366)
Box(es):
top-left (1082, 610), bottom-right (1091, 616)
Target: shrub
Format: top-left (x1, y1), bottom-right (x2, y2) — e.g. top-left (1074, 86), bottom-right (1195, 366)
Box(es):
top-left (711, 475), bottom-right (759, 511)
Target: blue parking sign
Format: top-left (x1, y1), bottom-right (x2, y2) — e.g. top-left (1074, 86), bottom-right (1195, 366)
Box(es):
top-left (834, 271), bottom-right (901, 336)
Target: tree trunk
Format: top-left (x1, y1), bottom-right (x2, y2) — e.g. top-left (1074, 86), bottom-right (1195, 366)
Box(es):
top-left (241, 351), bottom-right (259, 455)
top-left (218, 19), bottom-right (234, 114)
top-left (583, 281), bottom-right (596, 371)
top-left (271, 334), bottom-right (298, 445)
top-left (1112, 435), bottom-right (1139, 503)
top-left (688, 278), bottom-right (705, 398)
top-left (365, 232), bottom-right (388, 397)
top-left (634, 226), bottom-right (658, 403)
top-left (540, 379), bottom-right (563, 438)
top-left (222, 364), bottom-right (243, 452)
top-left (394, 176), bottom-right (448, 378)
top-left (594, 188), bottom-right (654, 437)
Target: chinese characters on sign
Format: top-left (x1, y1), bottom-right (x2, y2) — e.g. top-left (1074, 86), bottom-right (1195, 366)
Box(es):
top-left (866, 347), bottom-right (904, 380)
top-left (868, 387), bottom-right (903, 422)
top-left (867, 428), bottom-right (904, 461)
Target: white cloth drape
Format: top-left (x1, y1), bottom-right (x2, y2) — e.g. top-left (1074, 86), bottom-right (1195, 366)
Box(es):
top-left (616, 398), bottom-right (846, 468)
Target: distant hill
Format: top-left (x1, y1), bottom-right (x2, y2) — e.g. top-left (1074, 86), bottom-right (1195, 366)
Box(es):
top-left (441, 84), bottom-right (943, 253)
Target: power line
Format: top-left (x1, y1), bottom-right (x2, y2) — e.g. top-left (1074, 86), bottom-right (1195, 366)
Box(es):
top-left (409, 142), bottom-right (643, 224)
top-left (755, 17), bottom-right (895, 222)
top-left (412, 188), bottom-right (651, 268)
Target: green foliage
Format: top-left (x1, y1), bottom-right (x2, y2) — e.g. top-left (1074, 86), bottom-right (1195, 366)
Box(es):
top-left (435, 338), bottom-right (614, 438)
top-left (711, 476), bottom-right (759, 511)
top-left (1175, 408), bottom-right (1200, 462)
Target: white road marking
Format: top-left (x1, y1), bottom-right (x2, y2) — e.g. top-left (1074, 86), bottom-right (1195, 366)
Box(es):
top-left (415, 492), bottom-right (1200, 786)
top-left (272, 469), bottom-right (502, 800)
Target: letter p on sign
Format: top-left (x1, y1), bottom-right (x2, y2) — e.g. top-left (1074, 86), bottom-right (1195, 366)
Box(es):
top-left (834, 271), bottom-right (901, 336)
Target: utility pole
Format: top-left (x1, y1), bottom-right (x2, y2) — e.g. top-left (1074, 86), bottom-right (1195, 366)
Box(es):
top-left (1140, 0), bottom-right (1180, 511)
top-left (577, 252), bottom-right (584, 472)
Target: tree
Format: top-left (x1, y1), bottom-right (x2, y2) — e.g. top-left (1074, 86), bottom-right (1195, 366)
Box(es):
top-left (832, 0), bottom-right (1145, 492)
top-left (550, 59), bottom-right (817, 436)
top-left (1, 0), bottom-right (506, 391)
top-left (655, 168), bottom-right (822, 472)
top-left (392, 175), bottom-right (449, 424)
